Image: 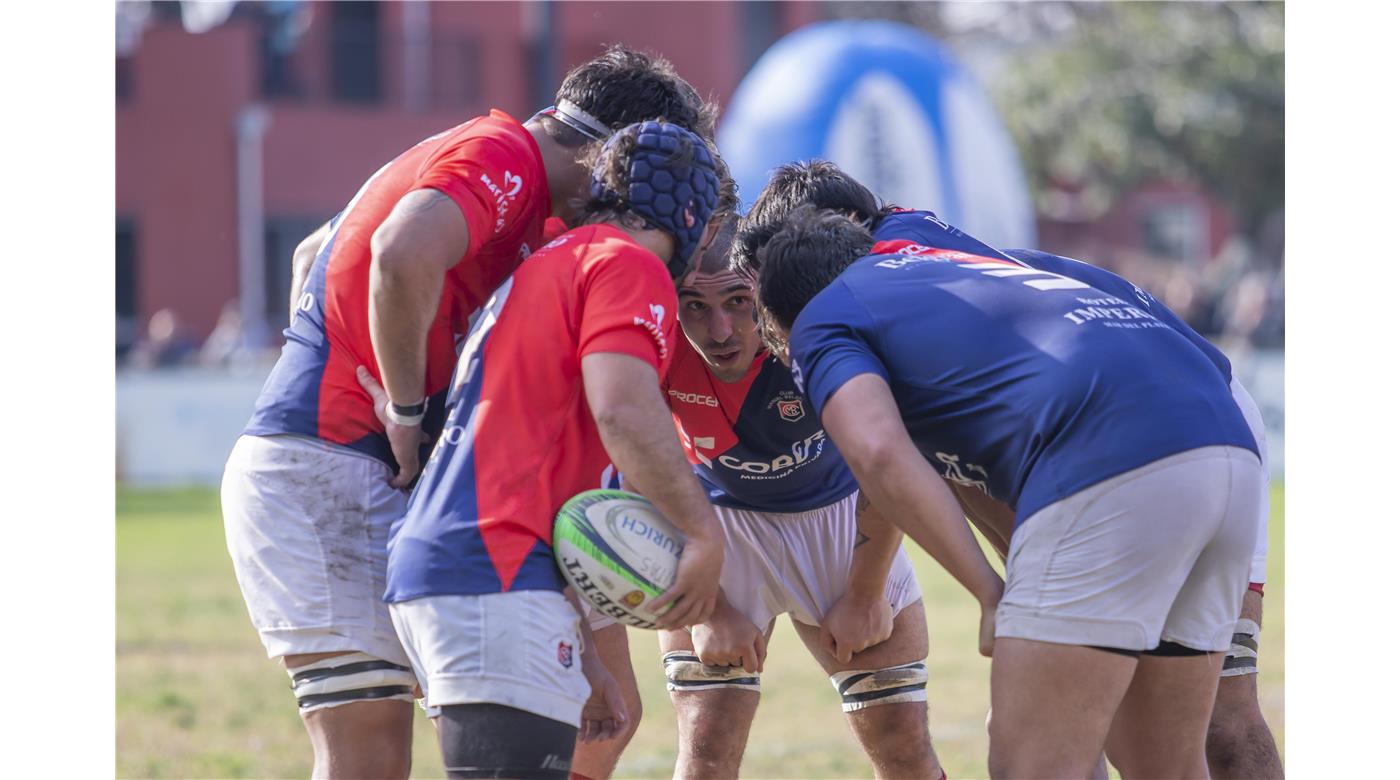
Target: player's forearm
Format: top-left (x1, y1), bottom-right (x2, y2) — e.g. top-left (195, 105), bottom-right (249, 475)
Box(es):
top-left (594, 393), bottom-right (719, 543)
top-left (367, 250), bottom-right (442, 405)
top-left (855, 452), bottom-right (1002, 607)
top-left (846, 493), bottom-right (903, 598)
top-left (949, 480), bottom-right (1013, 559)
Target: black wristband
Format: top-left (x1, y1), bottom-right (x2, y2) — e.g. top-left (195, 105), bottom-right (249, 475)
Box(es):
top-left (390, 399), bottom-right (428, 417)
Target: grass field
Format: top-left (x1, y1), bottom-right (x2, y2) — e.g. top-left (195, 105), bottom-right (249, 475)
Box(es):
top-left (117, 485), bottom-right (1283, 779)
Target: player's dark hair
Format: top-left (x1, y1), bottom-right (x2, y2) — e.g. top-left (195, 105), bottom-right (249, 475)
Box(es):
top-left (732, 160), bottom-right (881, 277)
top-left (554, 45), bottom-right (718, 142)
top-left (756, 205), bottom-right (874, 333)
top-left (695, 214), bottom-right (740, 276)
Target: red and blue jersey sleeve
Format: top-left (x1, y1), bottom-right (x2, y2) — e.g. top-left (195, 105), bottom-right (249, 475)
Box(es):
top-left (414, 122), bottom-right (538, 261)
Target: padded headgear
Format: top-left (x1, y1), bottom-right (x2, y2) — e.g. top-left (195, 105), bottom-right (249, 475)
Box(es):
top-left (589, 121), bottom-right (721, 278)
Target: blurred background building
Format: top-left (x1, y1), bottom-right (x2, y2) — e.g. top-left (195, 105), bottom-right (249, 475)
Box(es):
top-left (115, 0), bottom-right (1284, 482)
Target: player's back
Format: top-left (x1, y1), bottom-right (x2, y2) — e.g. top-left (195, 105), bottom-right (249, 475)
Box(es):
top-left (245, 110), bottom-right (550, 466)
top-left (871, 209), bottom-right (1233, 383)
top-left (792, 251), bottom-right (1257, 524)
top-left (385, 224), bottom-right (680, 601)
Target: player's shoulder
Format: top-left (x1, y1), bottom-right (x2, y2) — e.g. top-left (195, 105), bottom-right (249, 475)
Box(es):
top-left (423, 110), bottom-right (541, 169)
top-left (791, 273), bottom-right (867, 337)
top-left (575, 225), bottom-right (665, 273)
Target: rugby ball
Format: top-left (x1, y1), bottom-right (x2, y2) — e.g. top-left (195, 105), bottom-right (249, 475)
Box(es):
top-left (554, 489), bottom-right (685, 630)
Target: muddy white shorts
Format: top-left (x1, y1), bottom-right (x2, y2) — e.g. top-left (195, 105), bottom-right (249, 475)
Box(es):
top-left (221, 434), bottom-right (410, 665)
top-left (589, 491), bottom-right (921, 633)
top-left (996, 446), bottom-right (1263, 653)
top-left (1231, 377), bottom-right (1271, 586)
top-left (389, 591), bottom-right (591, 726)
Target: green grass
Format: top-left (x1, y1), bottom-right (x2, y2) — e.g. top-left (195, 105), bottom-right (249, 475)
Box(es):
top-left (117, 485), bottom-right (1284, 779)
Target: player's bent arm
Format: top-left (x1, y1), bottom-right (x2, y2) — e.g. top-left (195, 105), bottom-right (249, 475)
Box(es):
top-left (820, 374), bottom-right (1004, 611)
top-left (368, 189), bottom-right (470, 407)
top-left (288, 220), bottom-right (330, 324)
top-left (582, 351), bottom-right (723, 628)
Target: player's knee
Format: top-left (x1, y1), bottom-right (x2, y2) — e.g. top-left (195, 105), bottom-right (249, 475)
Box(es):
top-left (829, 661), bottom-right (927, 713)
top-left (287, 651), bottom-right (417, 713)
top-left (617, 685), bottom-right (644, 742)
top-left (302, 698), bottom-right (414, 778)
top-left (437, 703), bottom-right (577, 779)
top-left (664, 650), bottom-right (762, 696)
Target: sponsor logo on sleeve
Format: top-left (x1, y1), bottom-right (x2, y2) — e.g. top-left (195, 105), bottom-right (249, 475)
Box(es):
top-left (633, 303), bottom-right (670, 360)
top-left (479, 170), bottom-right (525, 234)
top-left (558, 640), bottom-right (574, 669)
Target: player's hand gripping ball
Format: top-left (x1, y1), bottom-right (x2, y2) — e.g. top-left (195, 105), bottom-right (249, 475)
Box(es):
top-left (554, 489), bottom-right (684, 629)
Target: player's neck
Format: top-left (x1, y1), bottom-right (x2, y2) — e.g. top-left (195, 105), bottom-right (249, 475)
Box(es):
top-left (526, 121), bottom-right (589, 223)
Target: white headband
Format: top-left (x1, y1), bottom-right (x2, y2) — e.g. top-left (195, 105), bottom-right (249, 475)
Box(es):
top-left (554, 99), bottom-right (612, 141)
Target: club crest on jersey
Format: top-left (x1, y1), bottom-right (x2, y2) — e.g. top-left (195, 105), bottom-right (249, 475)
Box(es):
top-left (558, 641), bottom-right (574, 669)
top-left (768, 390), bottom-right (806, 423)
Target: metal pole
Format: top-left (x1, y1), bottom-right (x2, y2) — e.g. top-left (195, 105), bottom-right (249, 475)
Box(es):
top-left (402, 1), bottom-right (431, 111)
top-left (236, 104), bottom-right (271, 347)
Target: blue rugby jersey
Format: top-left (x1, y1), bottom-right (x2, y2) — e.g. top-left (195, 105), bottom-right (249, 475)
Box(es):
top-left (871, 209), bottom-right (1232, 382)
top-left (788, 249), bottom-right (1258, 527)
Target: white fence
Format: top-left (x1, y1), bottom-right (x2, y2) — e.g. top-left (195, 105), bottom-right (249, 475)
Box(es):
top-left (116, 366), bottom-right (271, 486)
top-left (115, 349), bottom-right (1284, 488)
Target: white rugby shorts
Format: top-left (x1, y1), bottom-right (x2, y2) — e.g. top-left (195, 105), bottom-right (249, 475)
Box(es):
top-left (588, 491), bottom-right (922, 632)
top-left (389, 591), bottom-right (591, 726)
top-left (221, 434), bottom-right (410, 665)
top-left (1230, 377), bottom-right (1271, 586)
top-left (996, 445), bottom-right (1263, 652)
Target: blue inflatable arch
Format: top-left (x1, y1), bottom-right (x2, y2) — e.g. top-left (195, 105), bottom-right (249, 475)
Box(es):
top-left (719, 20), bottom-right (1036, 249)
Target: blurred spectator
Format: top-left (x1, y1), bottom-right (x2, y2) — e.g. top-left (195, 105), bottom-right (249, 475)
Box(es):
top-left (198, 300), bottom-right (254, 368)
top-left (127, 308), bottom-right (199, 369)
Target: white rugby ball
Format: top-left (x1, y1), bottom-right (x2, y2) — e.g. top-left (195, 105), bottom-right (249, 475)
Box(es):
top-left (554, 489), bottom-right (685, 629)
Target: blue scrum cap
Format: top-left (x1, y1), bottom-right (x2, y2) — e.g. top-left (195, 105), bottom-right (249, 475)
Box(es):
top-left (589, 121), bottom-right (722, 278)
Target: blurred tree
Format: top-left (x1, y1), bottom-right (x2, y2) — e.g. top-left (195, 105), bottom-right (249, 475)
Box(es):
top-left (826, 1), bottom-right (1284, 250)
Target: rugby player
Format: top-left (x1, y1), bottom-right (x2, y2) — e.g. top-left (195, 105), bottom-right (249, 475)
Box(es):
top-left (754, 206), bottom-right (1263, 778)
top-left (382, 121), bottom-right (727, 780)
top-left (734, 161), bottom-right (1283, 778)
top-left (575, 219), bottom-right (944, 780)
top-left (221, 47), bottom-right (716, 778)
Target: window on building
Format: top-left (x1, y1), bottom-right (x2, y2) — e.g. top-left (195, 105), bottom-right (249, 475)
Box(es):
top-left (329, 1), bottom-right (382, 103)
top-left (117, 218), bottom-right (139, 358)
top-left (259, 16), bottom-right (303, 99)
top-left (264, 217), bottom-right (328, 331)
top-left (116, 56), bottom-right (134, 103)
top-left (740, 1), bottom-right (781, 73)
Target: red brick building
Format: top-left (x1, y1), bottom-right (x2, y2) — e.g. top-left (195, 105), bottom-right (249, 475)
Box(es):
top-left (116, 1), bottom-right (820, 351)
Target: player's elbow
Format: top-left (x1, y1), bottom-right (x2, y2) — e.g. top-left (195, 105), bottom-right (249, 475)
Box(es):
top-left (842, 434), bottom-right (904, 479)
top-left (590, 397), bottom-right (644, 439)
top-left (369, 227), bottom-right (418, 283)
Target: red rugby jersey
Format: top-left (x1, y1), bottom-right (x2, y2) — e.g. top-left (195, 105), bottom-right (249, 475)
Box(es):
top-left (245, 110), bottom-right (552, 466)
top-left (385, 224), bottom-right (680, 598)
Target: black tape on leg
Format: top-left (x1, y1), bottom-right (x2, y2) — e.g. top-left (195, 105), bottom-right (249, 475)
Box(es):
top-left (1145, 640), bottom-right (1209, 657)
